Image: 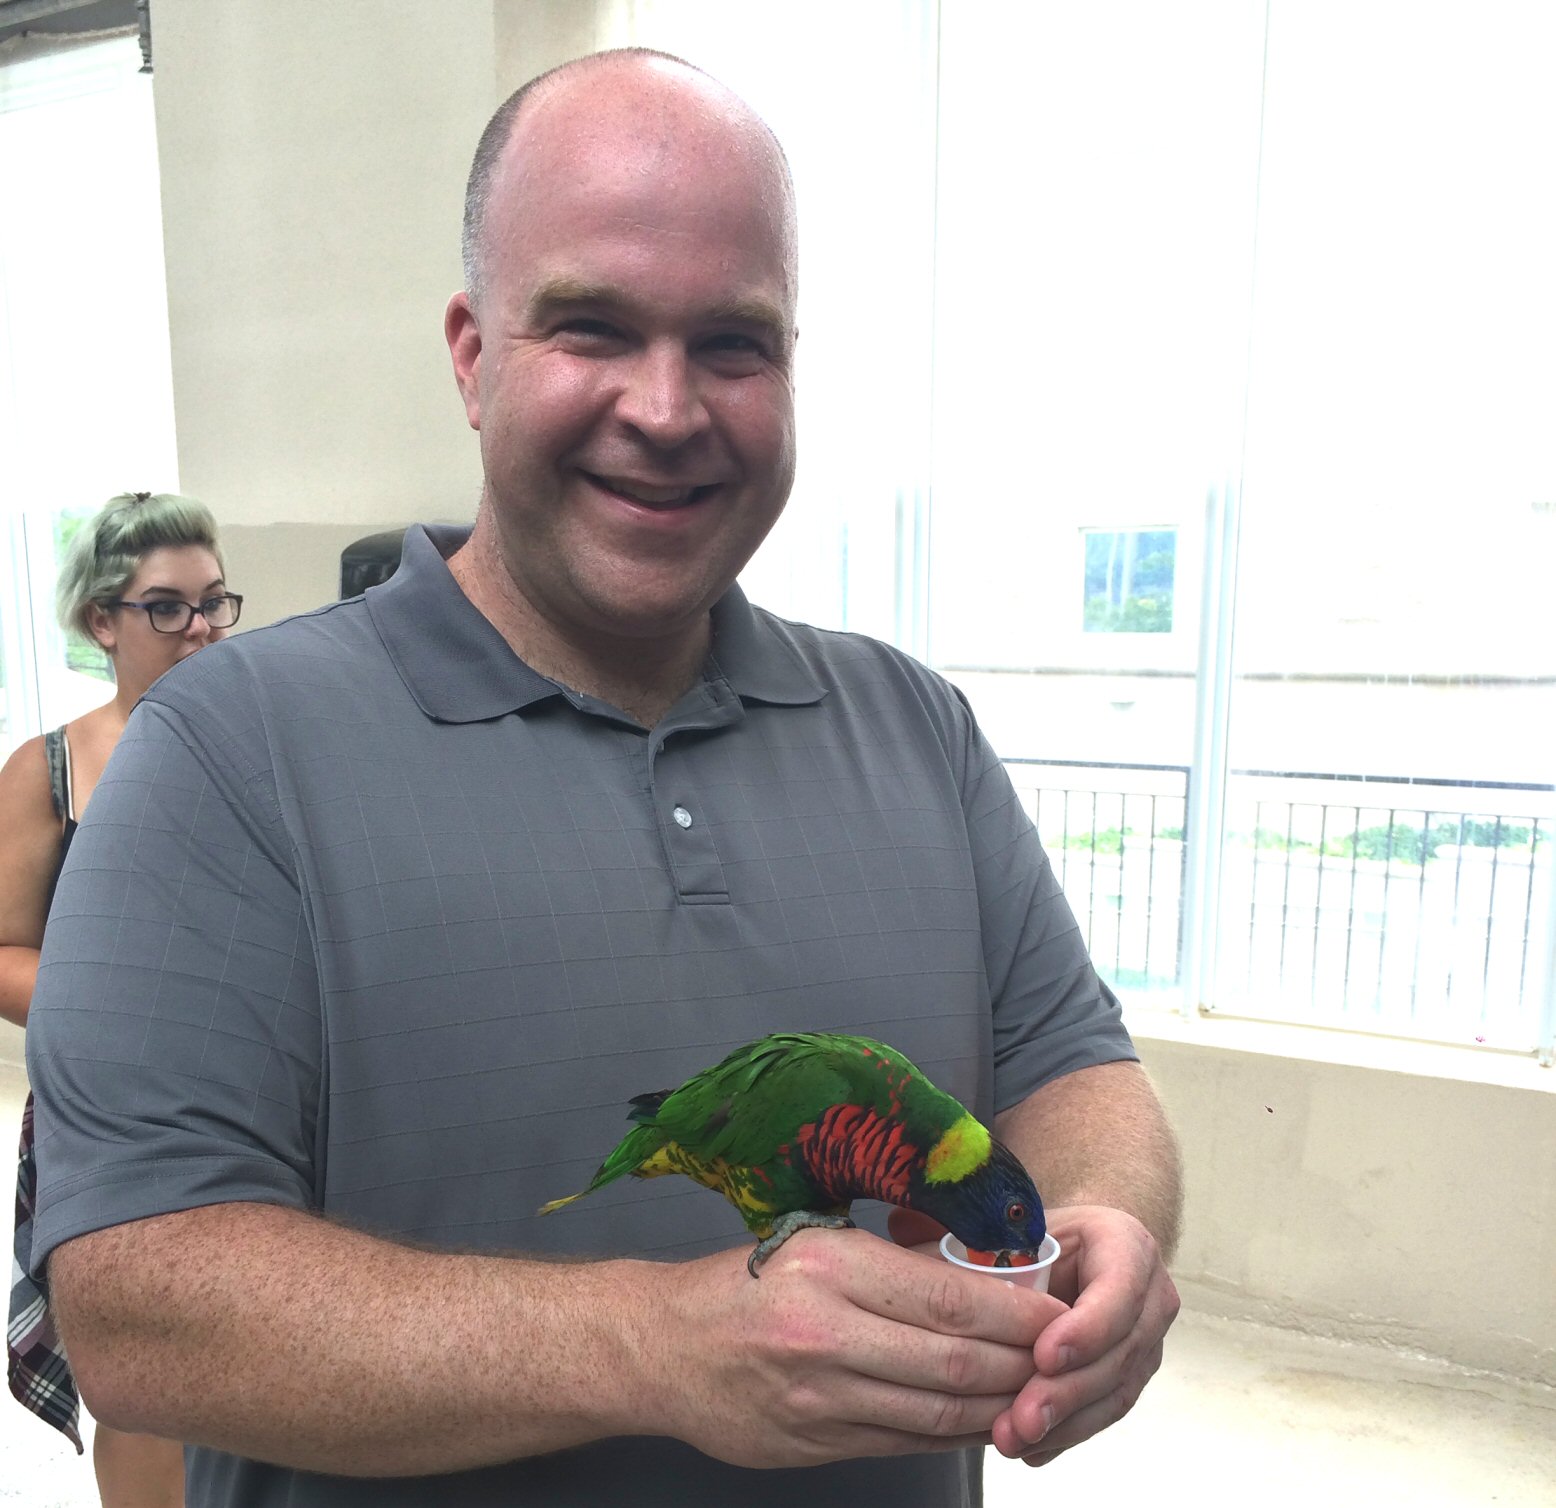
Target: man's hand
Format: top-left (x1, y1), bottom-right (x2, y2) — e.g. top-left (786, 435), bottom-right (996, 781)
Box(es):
top-left (642, 1225), bottom-right (1066, 1469)
top-left (986, 1204), bottom-right (1179, 1465)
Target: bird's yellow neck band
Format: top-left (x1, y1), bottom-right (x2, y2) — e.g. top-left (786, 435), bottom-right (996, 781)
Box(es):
top-left (925, 1113), bottom-right (991, 1185)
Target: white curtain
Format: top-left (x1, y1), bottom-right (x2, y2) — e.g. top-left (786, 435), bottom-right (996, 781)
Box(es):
top-left (0, 32), bottom-right (178, 749)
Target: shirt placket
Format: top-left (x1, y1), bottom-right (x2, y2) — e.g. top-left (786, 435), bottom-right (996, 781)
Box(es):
top-left (649, 682), bottom-right (740, 905)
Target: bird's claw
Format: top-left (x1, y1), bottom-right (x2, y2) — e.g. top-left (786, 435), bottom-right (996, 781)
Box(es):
top-left (747, 1212), bottom-right (856, 1277)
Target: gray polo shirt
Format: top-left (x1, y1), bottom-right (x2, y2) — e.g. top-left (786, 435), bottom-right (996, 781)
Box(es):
top-left (28, 523), bottom-right (1134, 1507)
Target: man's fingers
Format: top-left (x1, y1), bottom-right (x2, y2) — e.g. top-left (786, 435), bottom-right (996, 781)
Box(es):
top-left (810, 1230), bottom-right (1066, 1350)
top-left (992, 1333), bottom-right (1166, 1459)
top-left (843, 1376), bottom-right (1020, 1442)
top-left (674, 1229), bottom-right (1086, 1466)
top-left (1033, 1265), bottom-right (1145, 1376)
top-left (1032, 1212), bottom-right (1176, 1376)
top-left (987, 1208), bottom-right (1177, 1460)
top-left (761, 1231), bottom-right (1057, 1397)
top-left (1017, 1359), bottom-right (1153, 1459)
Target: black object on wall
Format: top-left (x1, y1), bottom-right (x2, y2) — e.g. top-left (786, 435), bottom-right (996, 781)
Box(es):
top-left (340, 529), bottom-right (408, 599)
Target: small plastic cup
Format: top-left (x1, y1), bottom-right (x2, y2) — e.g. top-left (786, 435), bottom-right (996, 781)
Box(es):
top-left (940, 1232), bottom-right (1061, 1292)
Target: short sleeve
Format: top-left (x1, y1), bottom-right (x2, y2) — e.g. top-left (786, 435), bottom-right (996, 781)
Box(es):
top-left (26, 697), bottom-right (322, 1274)
top-left (952, 696), bottom-right (1137, 1111)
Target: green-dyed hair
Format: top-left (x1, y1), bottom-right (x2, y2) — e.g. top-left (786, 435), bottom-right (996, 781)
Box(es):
top-left (55, 491), bottom-right (224, 642)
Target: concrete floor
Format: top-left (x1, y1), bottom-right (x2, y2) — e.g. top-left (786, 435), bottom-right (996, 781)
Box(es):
top-left (986, 1307), bottom-right (1556, 1508)
top-left (4, 1057), bottom-right (1553, 1505)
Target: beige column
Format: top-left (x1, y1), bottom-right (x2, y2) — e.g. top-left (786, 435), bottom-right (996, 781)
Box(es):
top-left (151, 0), bottom-right (608, 621)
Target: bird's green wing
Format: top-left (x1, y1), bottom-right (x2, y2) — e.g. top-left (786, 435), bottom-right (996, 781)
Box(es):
top-left (649, 1031), bottom-right (932, 1168)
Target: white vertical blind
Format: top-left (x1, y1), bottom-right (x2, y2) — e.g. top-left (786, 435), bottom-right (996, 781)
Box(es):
top-left (604, 0), bottom-right (940, 644)
top-left (1216, 0), bottom-right (1556, 1052)
top-left (0, 33), bottom-right (178, 749)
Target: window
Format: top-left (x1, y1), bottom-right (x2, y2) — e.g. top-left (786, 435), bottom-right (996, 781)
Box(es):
top-left (1082, 528), bottom-right (1177, 634)
top-left (0, 33), bottom-right (177, 755)
top-left (921, 2), bottom-right (1551, 1056)
top-left (601, 0), bottom-right (940, 651)
top-left (1213, 1), bottom-right (1556, 1052)
top-left (603, 1), bottom-right (1556, 1056)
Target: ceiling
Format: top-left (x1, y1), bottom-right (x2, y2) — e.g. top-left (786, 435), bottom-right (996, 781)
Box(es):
top-left (0, 0), bottom-right (140, 52)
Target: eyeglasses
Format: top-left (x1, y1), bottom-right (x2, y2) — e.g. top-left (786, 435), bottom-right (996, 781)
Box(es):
top-left (107, 593), bottom-right (244, 633)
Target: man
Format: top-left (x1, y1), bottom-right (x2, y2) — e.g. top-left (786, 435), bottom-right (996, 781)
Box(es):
top-left (27, 49), bottom-right (1181, 1507)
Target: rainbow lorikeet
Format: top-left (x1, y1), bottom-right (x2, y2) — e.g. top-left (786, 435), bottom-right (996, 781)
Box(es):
top-left (539, 1031), bottom-right (1046, 1276)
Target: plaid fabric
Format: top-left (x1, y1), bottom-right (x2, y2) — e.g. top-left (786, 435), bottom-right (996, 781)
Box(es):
top-left (7, 1092), bottom-right (82, 1452)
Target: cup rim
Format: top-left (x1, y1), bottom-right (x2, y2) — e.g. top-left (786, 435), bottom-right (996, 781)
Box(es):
top-left (939, 1230), bottom-right (1060, 1273)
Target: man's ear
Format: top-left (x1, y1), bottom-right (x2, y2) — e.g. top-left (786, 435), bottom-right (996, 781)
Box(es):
top-left (445, 292), bottom-right (483, 430)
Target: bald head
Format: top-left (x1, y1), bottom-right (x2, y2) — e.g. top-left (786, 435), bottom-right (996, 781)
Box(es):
top-left (441, 47), bottom-right (800, 705)
top-left (461, 49), bottom-right (797, 317)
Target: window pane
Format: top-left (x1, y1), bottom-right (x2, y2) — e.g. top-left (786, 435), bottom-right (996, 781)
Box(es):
top-left (0, 37), bottom-right (177, 754)
top-left (930, 3), bottom-right (1266, 1006)
top-left (1215, 2), bottom-right (1556, 1050)
top-left (609, 0), bottom-right (938, 641)
top-left (1082, 529), bottom-right (1177, 634)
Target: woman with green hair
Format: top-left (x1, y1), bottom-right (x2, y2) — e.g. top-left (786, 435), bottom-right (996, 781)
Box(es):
top-left (2, 490), bottom-right (241, 1508)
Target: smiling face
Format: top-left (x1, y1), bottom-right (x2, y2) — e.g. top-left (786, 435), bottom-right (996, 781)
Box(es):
top-left (445, 56), bottom-right (798, 679)
top-left (87, 544), bottom-right (231, 699)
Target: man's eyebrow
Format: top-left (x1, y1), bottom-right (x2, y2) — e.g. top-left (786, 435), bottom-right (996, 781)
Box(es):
top-left (526, 277), bottom-right (618, 313)
top-left (706, 295), bottom-right (792, 339)
top-left (527, 278), bottom-right (791, 339)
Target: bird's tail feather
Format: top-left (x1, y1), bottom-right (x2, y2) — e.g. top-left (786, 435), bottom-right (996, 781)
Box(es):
top-left (536, 1122), bottom-right (668, 1215)
top-left (537, 1191), bottom-right (585, 1216)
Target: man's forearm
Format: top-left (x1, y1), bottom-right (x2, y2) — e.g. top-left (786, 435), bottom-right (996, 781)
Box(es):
top-left (51, 1195), bottom-right (1071, 1478)
top-left (49, 1201), bottom-right (662, 1475)
top-left (995, 1060), bottom-right (1183, 1259)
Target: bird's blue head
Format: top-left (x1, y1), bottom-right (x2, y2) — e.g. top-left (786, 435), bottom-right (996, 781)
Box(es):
top-left (921, 1136), bottom-right (1046, 1264)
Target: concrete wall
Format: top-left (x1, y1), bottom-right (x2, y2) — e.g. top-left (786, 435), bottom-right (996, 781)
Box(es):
top-left (150, 0), bottom-right (502, 621)
top-left (220, 521), bottom-right (387, 625)
top-left (152, 0), bottom-right (491, 531)
top-left (1137, 1019), bottom-right (1556, 1386)
top-left (148, 0), bottom-right (627, 625)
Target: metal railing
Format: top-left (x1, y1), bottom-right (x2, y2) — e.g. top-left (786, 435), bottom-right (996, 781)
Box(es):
top-left (1002, 759), bottom-right (1554, 1058)
top-left (1002, 760), bottom-right (1191, 996)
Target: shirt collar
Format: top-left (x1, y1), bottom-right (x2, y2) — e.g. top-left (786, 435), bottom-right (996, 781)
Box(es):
top-left (368, 523), bottom-right (825, 724)
top-left (367, 524), bottom-right (557, 723)
top-left (707, 587), bottom-right (826, 707)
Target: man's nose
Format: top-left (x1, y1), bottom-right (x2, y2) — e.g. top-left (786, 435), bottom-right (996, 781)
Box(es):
top-left (614, 345), bottom-right (711, 448)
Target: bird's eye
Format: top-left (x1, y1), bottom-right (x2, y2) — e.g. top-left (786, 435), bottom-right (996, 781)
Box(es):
top-left (1005, 1201), bottom-right (1027, 1223)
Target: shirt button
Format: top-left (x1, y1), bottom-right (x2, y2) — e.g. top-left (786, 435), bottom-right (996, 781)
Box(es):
top-left (672, 805), bottom-right (693, 829)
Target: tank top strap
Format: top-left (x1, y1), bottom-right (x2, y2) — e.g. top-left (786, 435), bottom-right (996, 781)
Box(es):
top-left (42, 725), bottom-right (76, 826)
